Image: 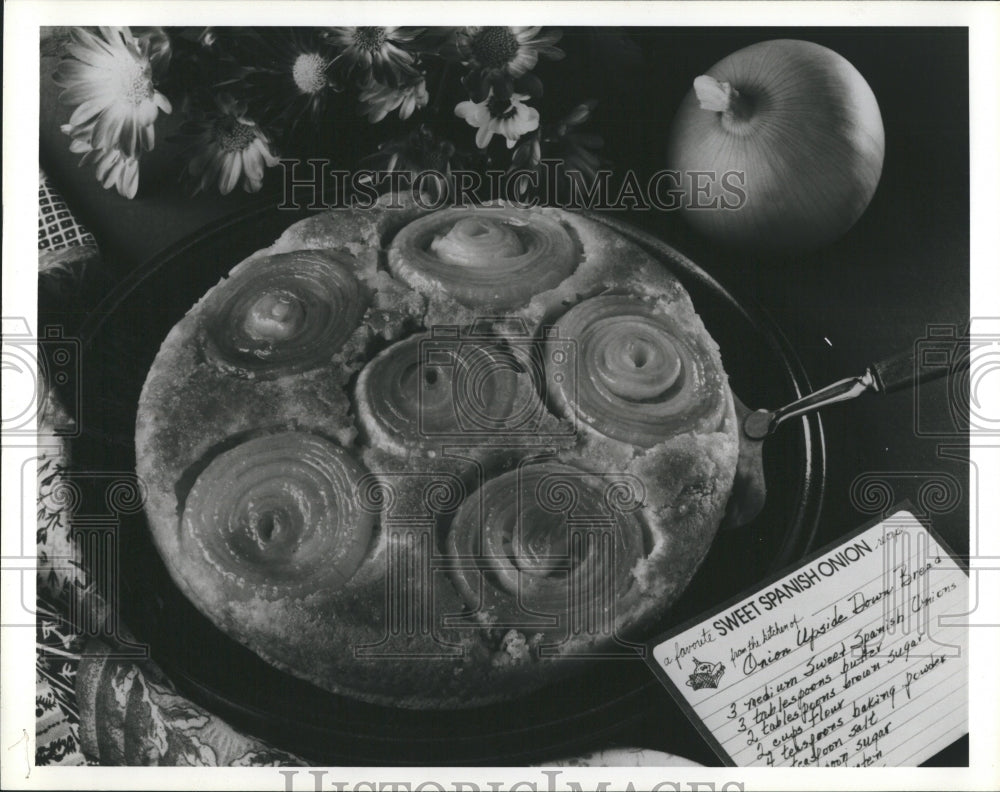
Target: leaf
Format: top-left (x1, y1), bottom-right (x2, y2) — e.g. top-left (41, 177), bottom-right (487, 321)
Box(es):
top-left (513, 72), bottom-right (543, 99)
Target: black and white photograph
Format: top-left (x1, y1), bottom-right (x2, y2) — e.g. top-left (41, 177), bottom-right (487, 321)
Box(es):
top-left (3, 2), bottom-right (999, 790)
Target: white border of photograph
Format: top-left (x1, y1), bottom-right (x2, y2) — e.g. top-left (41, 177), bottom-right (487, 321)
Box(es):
top-left (4, 3), bottom-right (998, 790)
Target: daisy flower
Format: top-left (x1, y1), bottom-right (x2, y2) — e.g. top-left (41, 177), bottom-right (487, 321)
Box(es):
top-left (222, 29), bottom-right (341, 132)
top-left (179, 97), bottom-right (279, 195)
top-left (359, 76), bottom-right (429, 123)
top-left (326, 26), bottom-right (421, 87)
top-left (54, 27), bottom-right (172, 158)
top-left (455, 26), bottom-right (563, 99)
top-left (61, 123), bottom-right (140, 198)
top-left (455, 91), bottom-right (540, 149)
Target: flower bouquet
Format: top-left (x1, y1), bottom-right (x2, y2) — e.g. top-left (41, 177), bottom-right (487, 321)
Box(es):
top-left (52, 26), bottom-right (629, 204)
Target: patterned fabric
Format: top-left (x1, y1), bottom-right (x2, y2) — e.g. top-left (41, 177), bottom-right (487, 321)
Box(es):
top-left (36, 400), bottom-right (91, 766)
top-left (36, 168), bottom-right (94, 767)
top-left (34, 168), bottom-right (304, 768)
top-left (36, 592), bottom-right (91, 766)
top-left (76, 642), bottom-right (301, 766)
top-left (38, 169), bottom-right (97, 250)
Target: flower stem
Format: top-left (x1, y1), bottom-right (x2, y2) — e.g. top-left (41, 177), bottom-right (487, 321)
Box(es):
top-left (432, 63), bottom-right (452, 115)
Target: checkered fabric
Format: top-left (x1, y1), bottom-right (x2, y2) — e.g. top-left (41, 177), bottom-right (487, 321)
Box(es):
top-left (38, 170), bottom-right (97, 251)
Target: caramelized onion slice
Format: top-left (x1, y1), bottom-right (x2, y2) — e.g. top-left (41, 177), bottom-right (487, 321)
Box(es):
top-left (202, 250), bottom-right (366, 377)
top-left (357, 333), bottom-right (529, 450)
top-left (447, 463), bottom-right (646, 636)
top-left (545, 295), bottom-right (726, 447)
top-left (180, 432), bottom-right (374, 600)
top-left (388, 208), bottom-right (578, 309)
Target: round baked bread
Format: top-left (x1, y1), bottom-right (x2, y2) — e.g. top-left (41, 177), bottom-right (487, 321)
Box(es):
top-left (135, 200), bottom-right (739, 708)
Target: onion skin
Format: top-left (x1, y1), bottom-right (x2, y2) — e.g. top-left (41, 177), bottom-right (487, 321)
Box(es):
top-left (667, 39), bottom-right (885, 251)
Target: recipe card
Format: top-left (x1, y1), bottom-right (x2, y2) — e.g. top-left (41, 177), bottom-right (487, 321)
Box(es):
top-left (647, 508), bottom-right (969, 767)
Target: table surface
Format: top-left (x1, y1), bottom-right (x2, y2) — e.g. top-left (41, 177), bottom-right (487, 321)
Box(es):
top-left (38, 27), bottom-right (971, 766)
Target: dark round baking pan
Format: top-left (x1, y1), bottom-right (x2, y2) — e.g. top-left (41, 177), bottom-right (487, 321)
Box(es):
top-left (72, 202), bottom-right (824, 765)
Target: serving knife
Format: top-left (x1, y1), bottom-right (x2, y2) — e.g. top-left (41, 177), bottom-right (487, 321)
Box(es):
top-left (724, 347), bottom-right (966, 528)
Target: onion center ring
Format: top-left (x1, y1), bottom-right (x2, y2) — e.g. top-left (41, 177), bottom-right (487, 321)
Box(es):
top-left (202, 250), bottom-right (366, 378)
top-left (388, 208), bottom-right (578, 309)
top-left (356, 332), bottom-right (527, 449)
top-left (180, 432), bottom-right (374, 601)
top-left (447, 462), bottom-right (646, 638)
top-left (545, 295), bottom-right (726, 447)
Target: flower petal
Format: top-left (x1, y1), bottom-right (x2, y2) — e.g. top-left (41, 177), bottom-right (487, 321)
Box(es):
top-left (68, 137), bottom-right (93, 154)
top-left (454, 100), bottom-right (479, 123)
top-left (70, 27), bottom-right (115, 60)
top-left (53, 59), bottom-right (100, 86)
top-left (58, 80), bottom-right (107, 107)
top-left (120, 113), bottom-right (137, 155)
top-left (475, 125), bottom-right (493, 149)
top-left (140, 121), bottom-right (155, 152)
top-left (135, 99), bottom-right (159, 127)
top-left (92, 109), bottom-right (125, 152)
top-left (219, 152), bottom-right (241, 195)
top-left (153, 91), bottom-right (172, 114)
top-left (68, 97), bottom-right (105, 128)
top-left (93, 149), bottom-right (117, 182)
top-left (100, 154), bottom-right (123, 188)
top-left (241, 147), bottom-right (264, 185)
top-left (120, 158), bottom-right (139, 198)
top-left (508, 50), bottom-right (538, 78)
top-left (252, 137), bottom-right (280, 167)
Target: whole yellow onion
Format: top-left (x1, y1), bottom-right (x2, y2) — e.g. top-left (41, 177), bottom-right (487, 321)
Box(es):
top-left (667, 39), bottom-right (885, 251)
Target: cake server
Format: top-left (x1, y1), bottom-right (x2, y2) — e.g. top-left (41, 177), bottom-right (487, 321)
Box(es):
top-left (724, 347), bottom-right (962, 528)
